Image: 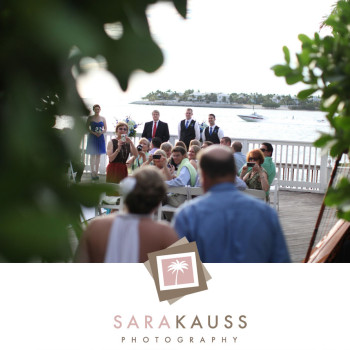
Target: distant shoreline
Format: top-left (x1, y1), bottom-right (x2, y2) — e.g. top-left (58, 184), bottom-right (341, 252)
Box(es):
top-left (131, 100), bottom-right (300, 111)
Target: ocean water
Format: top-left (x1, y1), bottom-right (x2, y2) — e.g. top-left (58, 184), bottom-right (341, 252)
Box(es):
top-left (56, 101), bottom-right (330, 143)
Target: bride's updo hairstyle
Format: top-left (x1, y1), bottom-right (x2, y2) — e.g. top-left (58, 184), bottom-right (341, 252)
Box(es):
top-left (121, 166), bottom-right (166, 214)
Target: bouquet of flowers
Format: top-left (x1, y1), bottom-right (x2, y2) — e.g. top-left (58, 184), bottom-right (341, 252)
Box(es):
top-left (199, 121), bottom-right (208, 134)
top-left (199, 121), bottom-right (208, 142)
top-left (89, 125), bottom-right (104, 133)
top-left (125, 117), bottom-right (141, 137)
top-left (115, 116), bottom-right (142, 137)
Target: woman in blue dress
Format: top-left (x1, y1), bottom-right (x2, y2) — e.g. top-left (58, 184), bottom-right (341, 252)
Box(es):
top-left (86, 104), bottom-right (107, 180)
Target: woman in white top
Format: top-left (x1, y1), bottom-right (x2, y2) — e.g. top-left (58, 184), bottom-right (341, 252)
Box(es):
top-left (76, 167), bottom-right (178, 263)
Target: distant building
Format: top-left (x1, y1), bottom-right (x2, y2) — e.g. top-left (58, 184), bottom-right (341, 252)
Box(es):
top-left (217, 93), bottom-right (230, 103)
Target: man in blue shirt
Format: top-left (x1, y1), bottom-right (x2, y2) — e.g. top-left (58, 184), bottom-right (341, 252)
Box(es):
top-left (173, 146), bottom-right (290, 263)
top-left (232, 141), bottom-right (246, 173)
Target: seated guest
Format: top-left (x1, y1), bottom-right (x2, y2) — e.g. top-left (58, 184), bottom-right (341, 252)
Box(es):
top-left (142, 149), bottom-right (174, 179)
top-left (188, 145), bottom-right (201, 170)
top-left (175, 140), bottom-right (187, 151)
top-left (232, 141), bottom-right (246, 173)
top-left (169, 141), bottom-right (187, 171)
top-left (165, 146), bottom-right (197, 209)
top-left (189, 139), bottom-right (201, 147)
top-left (126, 137), bottom-right (150, 171)
top-left (149, 137), bottom-right (162, 155)
top-left (173, 146), bottom-right (290, 263)
top-left (239, 149), bottom-right (270, 198)
top-left (234, 175), bottom-right (247, 191)
top-left (76, 167), bottom-right (178, 263)
top-left (201, 140), bottom-right (213, 149)
top-left (160, 142), bottom-right (173, 159)
top-left (260, 142), bottom-right (276, 185)
top-left (166, 147), bottom-right (197, 187)
top-left (220, 136), bottom-right (231, 147)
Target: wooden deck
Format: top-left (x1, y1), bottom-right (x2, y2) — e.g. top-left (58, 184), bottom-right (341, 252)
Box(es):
top-left (277, 190), bottom-right (324, 263)
top-left (79, 174), bottom-right (325, 263)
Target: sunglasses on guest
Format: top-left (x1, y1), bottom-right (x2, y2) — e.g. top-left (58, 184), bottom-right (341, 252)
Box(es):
top-left (118, 127), bottom-right (128, 131)
top-left (260, 148), bottom-right (267, 152)
top-left (248, 157), bottom-right (258, 161)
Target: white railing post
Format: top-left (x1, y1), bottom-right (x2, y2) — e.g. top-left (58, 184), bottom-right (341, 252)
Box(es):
top-left (319, 152), bottom-right (329, 192)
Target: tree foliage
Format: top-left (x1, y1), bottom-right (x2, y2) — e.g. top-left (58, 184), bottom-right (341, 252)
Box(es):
top-left (272, 0), bottom-right (350, 220)
top-left (0, 0), bottom-right (187, 262)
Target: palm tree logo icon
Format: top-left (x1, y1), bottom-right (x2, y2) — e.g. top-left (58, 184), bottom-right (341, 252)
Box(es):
top-left (167, 259), bottom-right (189, 285)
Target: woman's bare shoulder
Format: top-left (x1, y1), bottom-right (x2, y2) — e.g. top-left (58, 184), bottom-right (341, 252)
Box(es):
top-left (139, 219), bottom-right (179, 261)
top-left (144, 220), bottom-right (178, 242)
top-left (85, 214), bottom-right (116, 238)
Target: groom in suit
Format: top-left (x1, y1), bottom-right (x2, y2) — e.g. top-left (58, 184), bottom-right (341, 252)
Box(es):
top-left (142, 110), bottom-right (170, 143)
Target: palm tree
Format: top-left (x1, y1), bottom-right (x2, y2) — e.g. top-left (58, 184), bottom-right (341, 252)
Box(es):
top-left (168, 259), bottom-right (189, 285)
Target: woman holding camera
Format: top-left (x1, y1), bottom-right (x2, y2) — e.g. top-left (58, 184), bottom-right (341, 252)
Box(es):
top-left (126, 138), bottom-right (150, 172)
top-left (106, 121), bottom-right (138, 186)
top-left (240, 149), bottom-right (269, 198)
top-left (141, 149), bottom-right (174, 180)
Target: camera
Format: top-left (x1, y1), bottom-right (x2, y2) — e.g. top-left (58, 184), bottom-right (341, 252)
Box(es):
top-left (121, 134), bottom-right (126, 142)
top-left (247, 162), bottom-right (255, 167)
top-left (137, 145), bottom-right (143, 151)
top-left (153, 154), bottom-right (161, 159)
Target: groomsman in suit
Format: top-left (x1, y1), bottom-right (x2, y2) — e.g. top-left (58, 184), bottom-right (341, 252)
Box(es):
top-left (202, 114), bottom-right (224, 144)
top-left (178, 108), bottom-right (200, 149)
top-left (142, 110), bottom-right (170, 143)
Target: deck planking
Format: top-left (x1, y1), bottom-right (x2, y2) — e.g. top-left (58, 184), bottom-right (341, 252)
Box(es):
top-left (277, 191), bottom-right (324, 263)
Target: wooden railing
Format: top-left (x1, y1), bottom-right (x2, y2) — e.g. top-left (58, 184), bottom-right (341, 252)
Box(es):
top-left (81, 132), bottom-right (333, 193)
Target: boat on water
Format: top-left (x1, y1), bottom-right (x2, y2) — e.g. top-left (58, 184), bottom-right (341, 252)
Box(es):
top-left (237, 107), bottom-right (266, 122)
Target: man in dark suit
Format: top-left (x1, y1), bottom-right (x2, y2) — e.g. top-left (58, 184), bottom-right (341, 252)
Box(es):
top-left (178, 108), bottom-right (200, 150)
top-left (142, 110), bottom-right (170, 143)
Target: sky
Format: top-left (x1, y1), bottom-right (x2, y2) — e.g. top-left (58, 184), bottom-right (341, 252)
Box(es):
top-left (77, 0), bottom-right (336, 103)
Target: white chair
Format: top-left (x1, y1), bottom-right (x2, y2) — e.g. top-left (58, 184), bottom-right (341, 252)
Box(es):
top-left (187, 186), bottom-right (204, 199)
top-left (269, 178), bottom-right (279, 211)
top-left (95, 184), bottom-right (124, 216)
top-left (245, 188), bottom-right (266, 200)
top-left (68, 161), bottom-right (77, 182)
top-left (157, 186), bottom-right (189, 220)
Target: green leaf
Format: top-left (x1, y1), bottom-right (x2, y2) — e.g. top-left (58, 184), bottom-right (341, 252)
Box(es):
top-left (297, 88), bottom-right (318, 100)
top-left (314, 133), bottom-right (334, 148)
top-left (272, 64), bottom-right (291, 77)
top-left (70, 183), bottom-right (119, 207)
top-left (283, 46), bottom-right (290, 64)
top-left (286, 73), bottom-right (303, 85)
top-left (172, 0), bottom-right (187, 18)
top-left (298, 33), bottom-right (312, 44)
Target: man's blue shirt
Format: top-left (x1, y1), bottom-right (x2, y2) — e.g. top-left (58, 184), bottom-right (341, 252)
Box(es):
top-left (173, 183), bottom-right (290, 263)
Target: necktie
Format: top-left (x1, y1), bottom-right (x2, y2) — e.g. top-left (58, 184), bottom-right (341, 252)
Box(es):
top-left (152, 122), bottom-right (157, 138)
top-left (185, 120), bottom-right (189, 128)
top-left (209, 127), bottom-right (213, 135)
